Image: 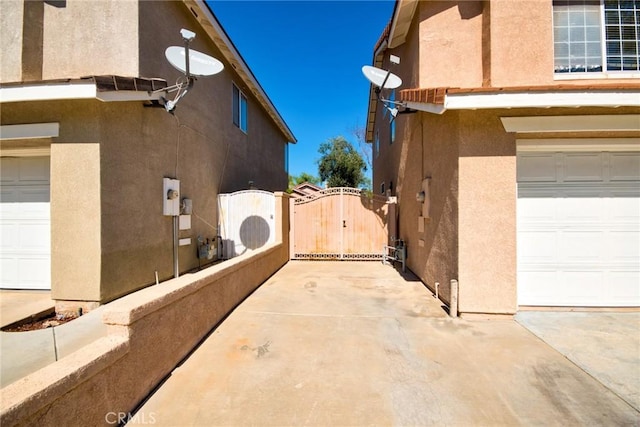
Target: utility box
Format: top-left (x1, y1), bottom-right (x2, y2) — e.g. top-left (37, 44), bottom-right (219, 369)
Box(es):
top-left (163, 178), bottom-right (180, 216)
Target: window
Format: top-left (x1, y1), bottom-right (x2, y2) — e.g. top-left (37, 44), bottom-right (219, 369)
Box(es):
top-left (380, 182), bottom-right (385, 194)
top-left (553, 0), bottom-right (640, 74)
top-left (232, 83), bottom-right (248, 132)
top-left (375, 130), bottom-right (380, 159)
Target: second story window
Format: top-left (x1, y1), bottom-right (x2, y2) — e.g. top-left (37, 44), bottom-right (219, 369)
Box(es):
top-left (232, 83), bottom-right (248, 132)
top-left (553, 0), bottom-right (640, 75)
top-left (375, 130), bottom-right (380, 159)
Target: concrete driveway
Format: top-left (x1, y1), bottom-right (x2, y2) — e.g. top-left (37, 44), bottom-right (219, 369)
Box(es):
top-left (131, 261), bottom-right (638, 426)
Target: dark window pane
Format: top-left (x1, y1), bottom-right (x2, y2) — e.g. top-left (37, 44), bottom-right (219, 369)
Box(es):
top-left (605, 10), bottom-right (621, 24)
top-left (622, 40), bottom-right (638, 53)
top-left (621, 25), bottom-right (638, 38)
top-left (607, 25), bottom-right (622, 39)
top-left (607, 40), bottom-right (622, 54)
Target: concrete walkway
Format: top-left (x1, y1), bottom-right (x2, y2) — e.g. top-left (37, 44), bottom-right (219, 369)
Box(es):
top-left (130, 261), bottom-right (639, 426)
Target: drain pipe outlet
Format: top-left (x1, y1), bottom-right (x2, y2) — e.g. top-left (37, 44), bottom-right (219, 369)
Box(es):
top-left (449, 279), bottom-right (458, 318)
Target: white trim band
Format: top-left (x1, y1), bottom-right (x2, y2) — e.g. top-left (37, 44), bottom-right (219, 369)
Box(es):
top-left (0, 83), bottom-right (162, 104)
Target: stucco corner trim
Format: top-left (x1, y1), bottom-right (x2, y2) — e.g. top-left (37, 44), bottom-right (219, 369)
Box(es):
top-left (0, 122), bottom-right (59, 140)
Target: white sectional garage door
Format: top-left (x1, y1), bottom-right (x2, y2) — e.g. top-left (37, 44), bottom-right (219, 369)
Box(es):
top-left (517, 150), bottom-right (640, 307)
top-left (0, 157), bottom-right (51, 290)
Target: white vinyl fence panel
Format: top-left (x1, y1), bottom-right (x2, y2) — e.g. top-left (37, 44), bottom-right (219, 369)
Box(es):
top-left (218, 190), bottom-right (276, 259)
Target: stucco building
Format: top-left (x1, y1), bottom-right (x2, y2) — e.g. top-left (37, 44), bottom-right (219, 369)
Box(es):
top-left (0, 0), bottom-right (295, 312)
top-left (367, 0), bottom-right (640, 317)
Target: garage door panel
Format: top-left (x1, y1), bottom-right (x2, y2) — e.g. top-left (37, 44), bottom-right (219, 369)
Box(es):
top-left (564, 153), bottom-right (604, 182)
top-left (607, 271), bottom-right (640, 304)
top-left (518, 150), bottom-right (639, 307)
top-left (518, 231), bottom-right (557, 262)
top-left (610, 152), bottom-right (640, 181)
top-left (559, 231), bottom-right (603, 262)
top-left (560, 196), bottom-right (603, 222)
top-left (518, 196), bottom-right (557, 222)
top-left (19, 222), bottom-right (50, 249)
top-left (607, 231), bottom-right (640, 261)
top-left (17, 157), bottom-right (49, 182)
top-left (517, 270), bottom-right (558, 305)
top-left (608, 196), bottom-right (640, 222)
top-left (0, 156), bottom-right (50, 290)
top-left (517, 154), bottom-right (557, 182)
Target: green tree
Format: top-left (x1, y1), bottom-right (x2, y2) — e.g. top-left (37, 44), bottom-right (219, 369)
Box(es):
top-left (317, 136), bottom-right (368, 188)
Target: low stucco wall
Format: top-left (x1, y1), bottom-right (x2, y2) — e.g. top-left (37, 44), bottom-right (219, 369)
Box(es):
top-left (0, 242), bottom-right (288, 427)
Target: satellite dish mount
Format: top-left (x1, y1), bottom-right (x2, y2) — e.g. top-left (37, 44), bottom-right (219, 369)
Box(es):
top-left (156, 28), bottom-right (224, 113)
top-left (361, 55), bottom-right (414, 121)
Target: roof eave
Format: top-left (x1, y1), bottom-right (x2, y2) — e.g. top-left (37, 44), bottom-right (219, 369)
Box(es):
top-left (187, 0), bottom-right (297, 143)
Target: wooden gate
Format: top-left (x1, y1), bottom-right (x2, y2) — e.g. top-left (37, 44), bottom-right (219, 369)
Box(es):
top-left (291, 187), bottom-right (392, 260)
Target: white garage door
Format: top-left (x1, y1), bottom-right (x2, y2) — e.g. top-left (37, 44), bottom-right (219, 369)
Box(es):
top-left (517, 151), bottom-right (640, 307)
top-left (0, 157), bottom-right (51, 290)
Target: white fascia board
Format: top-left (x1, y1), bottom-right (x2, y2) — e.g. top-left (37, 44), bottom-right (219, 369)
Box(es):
top-left (502, 115), bottom-right (640, 133)
top-left (0, 83), bottom-right (97, 103)
top-left (445, 90), bottom-right (640, 110)
top-left (0, 123), bottom-right (59, 140)
top-left (0, 83), bottom-right (160, 104)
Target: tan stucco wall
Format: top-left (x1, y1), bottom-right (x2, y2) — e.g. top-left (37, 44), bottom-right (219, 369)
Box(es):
top-left (417, 1), bottom-right (484, 88)
top-left (487, 0), bottom-right (553, 87)
top-left (0, 0), bottom-right (24, 82)
top-left (41, 0), bottom-right (139, 79)
top-left (457, 110), bottom-right (517, 314)
top-left (51, 143), bottom-right (102, 302)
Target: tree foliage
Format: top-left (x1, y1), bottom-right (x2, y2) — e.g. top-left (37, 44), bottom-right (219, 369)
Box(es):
top-left (317, 136), bottom-right (368, 188)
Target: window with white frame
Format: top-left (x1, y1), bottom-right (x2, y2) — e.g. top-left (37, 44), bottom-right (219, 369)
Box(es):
top-left (232, 83), bottom-right (248, 132)
top-left (553, 0), bottom-right (640, 74)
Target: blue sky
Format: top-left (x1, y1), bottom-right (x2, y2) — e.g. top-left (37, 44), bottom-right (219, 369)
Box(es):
top-left (207, 0), bottom-right (395, 179)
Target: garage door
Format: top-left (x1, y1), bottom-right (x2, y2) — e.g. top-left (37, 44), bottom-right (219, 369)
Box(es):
top-left (517, 151), bottom-right (640, 307)
top-left (0, 157), bottom-right (51, 290)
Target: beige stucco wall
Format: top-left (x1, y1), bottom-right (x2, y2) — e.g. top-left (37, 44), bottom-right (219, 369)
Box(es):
top-left (417, 1), bottom-right (484, 89)
top-left (0, 0), bottom-right (24, 82)
top-left (457, 110), bottom-right (517, 314)
top-left (41, 0), bottom-right (139, 79)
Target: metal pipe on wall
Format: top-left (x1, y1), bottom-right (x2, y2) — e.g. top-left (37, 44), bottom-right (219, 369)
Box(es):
top-left (173, 215), bottom-right (179, 278)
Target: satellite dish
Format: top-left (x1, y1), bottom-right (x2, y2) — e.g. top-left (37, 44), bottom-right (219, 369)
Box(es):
top-left (165, 46), bottom-right (224, 77)
top-left (362, 65), bottom-right (402, 89)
